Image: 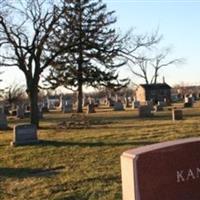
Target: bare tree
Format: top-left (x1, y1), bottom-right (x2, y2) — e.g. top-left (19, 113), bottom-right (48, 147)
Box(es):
top-left (3, 83), bottom-right (26, 106)
top-left (150, 48), bottom-right (182, 84)
top-left (0, 0), bottom-right (65, 126)
top-left (126, 35), bottom-right (183, 84)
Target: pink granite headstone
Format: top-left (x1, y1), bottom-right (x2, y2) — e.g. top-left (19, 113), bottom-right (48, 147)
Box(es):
top-left (121, 138), bottom-right (200, 200)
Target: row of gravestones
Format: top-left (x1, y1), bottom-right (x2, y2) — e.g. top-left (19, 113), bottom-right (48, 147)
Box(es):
top-left (132, 100), bottom-right (168, 111)
top-left (138, 105), bottom-right (183, 120)
top-left (0, 106), bottom-right (182, 131)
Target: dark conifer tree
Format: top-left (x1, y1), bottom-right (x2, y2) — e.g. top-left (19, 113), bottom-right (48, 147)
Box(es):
top-left (45, 0), bottom-right (129, 112)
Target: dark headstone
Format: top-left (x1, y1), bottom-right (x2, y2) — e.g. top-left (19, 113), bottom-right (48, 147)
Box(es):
top-left (87, 103), bottom-right (95, 114)
top-left (24, 111), bottom-right (30, 118)
top-left (138, 105), bottom-right (153, 117)
top-left (154, 105), bottom-right (163, 112)
top-left (42, 106), bottom-right (49, 113)
top-left (0, 114), bottom-right (8, 130)
top-left (121, 138), bottom-right (200, 200)
top-left (132, 101), bottom-right (140, 109)
top-left (172, 109), bottom-right (183, 120)
top-left (16, 105), bottom-right (25, 119)
top-left (11, 124), bottom-right (38, 146)
top-left (11, 110), bottom-right (17, 116)
top-left (184, 102), bottom-right (193, 108)
top-left (113, 102), bottom-right (124, 111)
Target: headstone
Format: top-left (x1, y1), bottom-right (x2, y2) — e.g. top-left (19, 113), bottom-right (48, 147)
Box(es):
top-left (0, 106), bottom-right (4, 114)
top-left (87, 103), bottom-right (95, 114)
top-left (11, 124), bottom-right (38, 146)
top-left (63, 104), bottom-right (73, 113)
top-left (38, 106), bottom-right (43, 119)
top-left (172, 109), bottom-right (183, 120)
top-left (11, 110), bottom-right (17, 116)
top-left (138, 105), bottom-right (153, 117)
top-left (16, 105), bottom-right (25, 119)
top-left (42, 106), bottom-right (49, 113)
top-left (108, 98), bottom-right (115, 107)
top-left (113, 101), bottom-right (124, 111)
top-left (153, 105), bottom-right (163, 112)
top-left (158, 101), bottom-right (167, 107)
top-left (184, 97), bottom-right (193, 108)
top-left (132, 101), bottom-right (140, 109)
top-left (121, 138), bottom-right (200, 200)
top-left (62, 97), bottom-right (73, 113)
top-left (24, 111), bottom-right (30, 118)
top-left (184, 102), bottom-right (193, 108)
top-left (0, 114), bottom-right (8, 130)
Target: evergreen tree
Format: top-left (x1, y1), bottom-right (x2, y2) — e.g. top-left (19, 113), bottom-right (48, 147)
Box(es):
top-left (45, 0), bottom-right (129, 112)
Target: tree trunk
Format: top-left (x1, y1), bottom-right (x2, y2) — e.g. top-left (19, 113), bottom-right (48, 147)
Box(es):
top-left (29, 87), bottom-right (39, 127)
top-left (77, 80), bottom-right (83, 113)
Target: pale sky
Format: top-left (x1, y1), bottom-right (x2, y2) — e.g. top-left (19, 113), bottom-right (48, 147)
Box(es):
top-left (1, 0), bottom-right (200, 90)
top-left (104, 0), bottom-right (200, 86)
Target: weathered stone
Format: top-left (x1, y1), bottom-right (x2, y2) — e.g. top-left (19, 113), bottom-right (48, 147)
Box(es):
top-left (11, 124), bottom-right (38, 146)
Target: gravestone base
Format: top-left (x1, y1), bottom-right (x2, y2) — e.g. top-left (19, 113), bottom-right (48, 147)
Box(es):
top-left (10, 140), bottom-right (40, 146)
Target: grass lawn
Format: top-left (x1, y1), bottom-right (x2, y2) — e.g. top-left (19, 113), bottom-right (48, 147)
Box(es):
top-left (1, 104), bottom-right (200, 200)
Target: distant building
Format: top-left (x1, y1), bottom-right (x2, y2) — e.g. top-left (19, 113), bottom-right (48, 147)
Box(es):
top-left (135, 83), bottom-right (171, 104)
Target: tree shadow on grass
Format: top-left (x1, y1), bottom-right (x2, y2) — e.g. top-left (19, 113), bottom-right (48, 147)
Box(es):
top-left (38, 140), bottom-right (155, 148)
top-left (0, 166), bottom-right (65, 178)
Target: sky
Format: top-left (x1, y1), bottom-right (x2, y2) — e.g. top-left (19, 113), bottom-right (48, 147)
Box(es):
top-left (1, 0), bottom-right (200, 89)
top-left (104, 0), bottom-right (200, 86)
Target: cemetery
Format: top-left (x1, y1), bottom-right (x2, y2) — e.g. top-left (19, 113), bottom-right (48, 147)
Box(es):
top-left (1, 99), bottom-right (200, 199)
top-left (0, 0), bottom-right (199, 200)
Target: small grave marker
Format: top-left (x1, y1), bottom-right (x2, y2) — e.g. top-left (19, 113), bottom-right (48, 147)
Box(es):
top-left (172, 109), bottom-right (183, 120)
top-left (138, 105), bottom-right (152, 117)
top-left (121, 138), bottom-right (200, 200)
top-left (0, 114), bottom-right (8, 130)
top-left (87, 103), bottom-right (95, 113)
top-left (11, 124), bottom-right (38, 146)
top-left (113, 102), bottom-right (124, 111)
top-left (132, 101), bottom-right (140, 109)
top-left (16, 105), bottom-right (25, 119)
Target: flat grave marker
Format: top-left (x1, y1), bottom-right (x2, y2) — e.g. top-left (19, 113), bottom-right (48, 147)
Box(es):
top-left (121, 138), bottom-right (200, 200)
